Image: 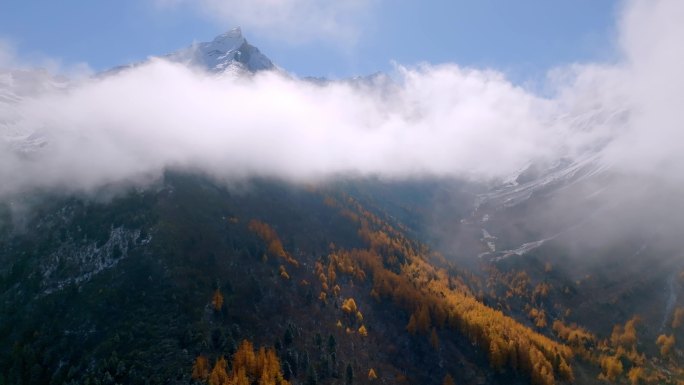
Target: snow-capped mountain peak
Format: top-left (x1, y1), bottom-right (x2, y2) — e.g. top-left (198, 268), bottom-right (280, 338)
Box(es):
top-left (165, 27), bottom-right (274, 73)
top-left (210, 26), bottom-right (245, 51)
top-left (0, 28), bottom-right (275, 159)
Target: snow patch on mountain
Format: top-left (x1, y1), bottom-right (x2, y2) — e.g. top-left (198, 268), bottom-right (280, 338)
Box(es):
top-left (477, 153), bottom-right (608, 210)
top-left (0, 70), bottom-right (68, 155)
top-left (473, 99), bottom-right (628, 212)
top-left (39, 226), bottom-right (150, 296)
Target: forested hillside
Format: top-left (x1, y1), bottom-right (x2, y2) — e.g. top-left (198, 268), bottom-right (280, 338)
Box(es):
top-left (1, 173), bottom-right (683, 384)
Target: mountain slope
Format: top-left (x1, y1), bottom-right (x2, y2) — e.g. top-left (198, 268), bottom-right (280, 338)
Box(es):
top-left (0, 174), bottom-right (538, 385)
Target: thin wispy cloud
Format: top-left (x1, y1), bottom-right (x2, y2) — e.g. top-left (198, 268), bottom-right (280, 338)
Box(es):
top-left (0, 38), bottom-right (18, 68)
top-left (154, 0), bottom-right (376, 46)
top-left (0, 37), bottom-right (92, 78)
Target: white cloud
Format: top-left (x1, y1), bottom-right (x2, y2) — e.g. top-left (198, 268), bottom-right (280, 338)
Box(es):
top-left (155, 0), bottom-right (375, 45)
top-left (1, 0), bottom-right (683, 199)
top-left (602, 0), bottom-right (684, 180)
top-left (0, 61), bottom-right (560, 196)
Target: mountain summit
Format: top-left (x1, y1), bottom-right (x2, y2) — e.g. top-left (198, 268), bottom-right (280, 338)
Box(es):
top-left (165, 27), bottom-right (274, 73)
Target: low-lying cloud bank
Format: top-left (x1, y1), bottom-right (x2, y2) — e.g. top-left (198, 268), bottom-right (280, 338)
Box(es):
top-left (1, 63), bottom-right (564, 195)
top-left (0, 0), bottom-right (682, 198)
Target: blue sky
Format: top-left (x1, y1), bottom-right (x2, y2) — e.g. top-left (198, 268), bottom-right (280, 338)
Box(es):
top-left (0, 0), bottom-right (620, 80)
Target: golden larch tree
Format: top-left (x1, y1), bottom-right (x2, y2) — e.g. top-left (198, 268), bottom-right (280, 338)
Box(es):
top-left (342, 298), bottom-right (358, 314)
top-left (212, 288), bottom-right (224, 312)
top-left (192, 355), bottom-right (210, 381)
top-left (443, 373), bottom-right (456, 385)
top-left (368, 368), bottom-right (378, 380)
top-left (209, 356), bottom-right (230, 385)
top-left (627, 367), bottom-right (643, 385)
top-left (656, 334), bottom-right (675, 357)
top-left (673, 307), bottom-right (684, 329)
top-left (599, 355), bottom-right (623, 382)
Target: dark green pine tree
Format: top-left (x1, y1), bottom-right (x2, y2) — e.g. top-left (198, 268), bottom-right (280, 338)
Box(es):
top-left (346, 363), bottom-right (354, 385)
top-left (307, 365), bottom-right (318, 385)
top-left (327, 334), bottom-right (336, 354)
top-left (284, 328), bottom-right (294, 347)
top-left (283, 361), bottom-right (293, 381)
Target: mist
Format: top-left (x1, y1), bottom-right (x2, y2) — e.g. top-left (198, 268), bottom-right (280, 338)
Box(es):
top-left (0, 0), bottom-right (682, 204)
top-left (1, 61), bottom-right (565, 196)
